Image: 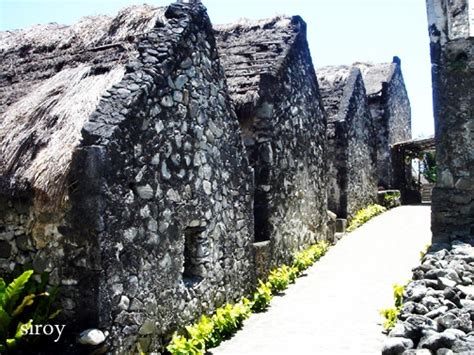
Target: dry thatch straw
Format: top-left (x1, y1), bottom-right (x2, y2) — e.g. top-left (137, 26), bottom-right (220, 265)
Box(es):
top-left (213, 15), bottom-right (291, 33)
top-left (0, 65), bottom-right (125, 205)
top-left (0, 4), bottom-right (170, 208)
top-left (0, 5), bottom-right (167, 52)
top-left (214, 16), bottom-right (294, 114)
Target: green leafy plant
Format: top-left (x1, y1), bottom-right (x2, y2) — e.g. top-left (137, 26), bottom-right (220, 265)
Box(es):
top-left (167, 298), bottom-right (252, 355)
top-left (293, 250), bottom-right (313, 272)
top-left (393, 283), bottom-right (404, 308)
top-left (167, 334), bottom-right (202, 355)
top-left (380, 307), bottom-right (399, 330)
top-left (0, 270), bottom-right (61, 352)
top-left (420, 151), bottom-right (437, 183)
top-left (380, 283), bottom-right (405, 331)
top-left (347, 204), bottom-right (387, 232)
top-left (251, 280), bottom-right (273, 312)
top-left (292, 241), bottom-right (329, 274)
top-left (383, 191), bottom-right (401, 208)
top-left (185, 315), bottom-right (214, 350)
top-left (268, 268), bottom-right (290, 293)
top-left (419, 244), bottom-right (430, 261)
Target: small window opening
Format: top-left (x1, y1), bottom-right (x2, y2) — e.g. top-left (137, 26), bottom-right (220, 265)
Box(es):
top-left (254, 187), bottom-right (271, 243)
top-left (183, 226), bottom-right (209, 287)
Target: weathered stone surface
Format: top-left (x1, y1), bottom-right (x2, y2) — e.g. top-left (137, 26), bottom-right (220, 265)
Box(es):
top-left (382, 337), bottom-right (414, 355)
top-left (0, 2), bottom-right (255, 353)
top-left (426, 0), bottom-right (474, 244)
top-left (388, 243), bottom-right (474, 353)
top-left (355, 58), bottom-right (412, 189)
top-left (215, 16), bottom-right (329, 268)
top-left (318, 65), bottom-right (377, 219)
top-left (418, 330), bottom-right (456, 351)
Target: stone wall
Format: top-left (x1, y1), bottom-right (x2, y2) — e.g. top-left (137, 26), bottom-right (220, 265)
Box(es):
top-left (215, 16), bottom-right (328, 273)
top-left (0, 10), bottom-right (172, 347)
top-left (356, 59), bottom-right (412, 189)
top-left (80, 4), bottom-right (255, 352)
top-left (426, 0), bottom-right (474, 243)
top-left (382, 242), bottom-right (474, 354)
top-left (318, 66), bottom-right (377, 219)
top-left (1, 3), bottom-right (254, 353)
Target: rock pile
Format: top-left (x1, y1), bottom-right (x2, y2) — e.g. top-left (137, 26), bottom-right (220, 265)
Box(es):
top-left (383, 241), bottom-right (474, 354)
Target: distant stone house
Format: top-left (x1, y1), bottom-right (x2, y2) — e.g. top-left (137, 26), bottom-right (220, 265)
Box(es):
top-left (318, 65), bottom-right (377, 219)
top-left (0, 3), bottom-right (255, 353)
top-left (215, 16), bottom-right (328, 273)
top-left (355, 57), bottom-right (412, 189)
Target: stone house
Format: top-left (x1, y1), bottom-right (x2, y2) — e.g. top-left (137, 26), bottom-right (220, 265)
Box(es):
top-left (318, 65), bottom-right (377, 219)
top-left (355, 57), bottom-right (412, 189)
top-left (215, 16), bottom-right (329, 274)
top-left (0, 3), bottom-right (254, 352)
top-left (426, 0), bottom-right (473, 243)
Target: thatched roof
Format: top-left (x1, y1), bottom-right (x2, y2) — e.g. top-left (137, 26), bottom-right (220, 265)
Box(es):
top-left (214, 16), bottom-right (299, 113)
top-left (354, 61), bottom-right (396, 97)
top-left (0, 5), bottom-right (166, 204)
top-left (317, 65), bottom-right (352, 121)
top-left (0, 5), bottom-right (166, 52)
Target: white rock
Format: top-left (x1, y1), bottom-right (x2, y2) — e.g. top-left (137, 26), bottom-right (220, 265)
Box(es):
top-left (78, 328), bottom-right (106, 345)
top-left (457, 285), bottom-right (474, 297)
top-left (118, 295), bottom-right (130, 311)
top-left (136, 184), bottom-right (154, 200)
top-left (203, 181), bottom-right (212, 195)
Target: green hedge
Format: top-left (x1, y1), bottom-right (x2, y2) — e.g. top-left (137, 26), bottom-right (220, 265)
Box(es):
top-left (347, 204), bottom-right (387, 232)
top-left (166, 240), bottom-right (330, 355)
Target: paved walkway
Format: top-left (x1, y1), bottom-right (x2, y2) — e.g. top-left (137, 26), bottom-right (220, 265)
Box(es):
top-left (210, 205), bottom-right (432, 355)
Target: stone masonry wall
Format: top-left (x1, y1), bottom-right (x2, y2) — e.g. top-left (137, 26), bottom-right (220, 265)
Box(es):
top-left (318, 66), bottom-right (377, 219)
top-left (0, 8), bottom-right (170, 349)
top-left (377, 64), bottom-right (412, 189)
top-left (0, 3), bottom-right (254, 353)
top-left (357, 59), bottom-right (412, 189)
top-left (427, 0), bottom-right (474, 243)
top-left (345, 69), bottom-right (378, 219)
top-left (325, 119), bottom-right (346, 216)
top-left (76, 3), bottom-right (255, 352)
top-left (317, 66), bottom-right (349, 217)
top-left (216, 17), bottom-right (328, 273)
top-left (263, 23), bottom-right (328, 266)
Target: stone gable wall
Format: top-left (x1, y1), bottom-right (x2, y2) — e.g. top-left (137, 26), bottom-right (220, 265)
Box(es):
top-left (262, 24), bottom-right (328, 266)
top-left (427, 0), bottom-right (474, 243)
top-left (363, 61), bottom-right (412, 189)
top-left (320, 68), bottom-right (377, 219)
top-left (75, 3), bottom-right (254, 352)
top-left (345, 71), bottom-right (378, 219)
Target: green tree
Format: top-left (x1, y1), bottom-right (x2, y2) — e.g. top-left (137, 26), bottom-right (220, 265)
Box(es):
top-left (420, 151), bottom-right (436, 183)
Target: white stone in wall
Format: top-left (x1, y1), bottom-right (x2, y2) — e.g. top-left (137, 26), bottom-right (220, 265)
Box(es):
top-left (447, 0), bottom-right (470, 39)
top-left (427, 0), bottom-right (472, 44)
top-left (470, 0), bottom-right (474, 36)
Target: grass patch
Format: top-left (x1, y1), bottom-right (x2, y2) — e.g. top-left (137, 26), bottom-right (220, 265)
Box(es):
top-left (166, 240), bottom-right (330, 354)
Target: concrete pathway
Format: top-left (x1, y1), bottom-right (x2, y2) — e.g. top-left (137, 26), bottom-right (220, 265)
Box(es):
top-left (210, 205), bottom-right (432, 355)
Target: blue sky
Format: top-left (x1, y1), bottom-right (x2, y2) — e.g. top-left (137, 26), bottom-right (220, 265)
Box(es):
top-left (0, 0), bottom-right (434, 137)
